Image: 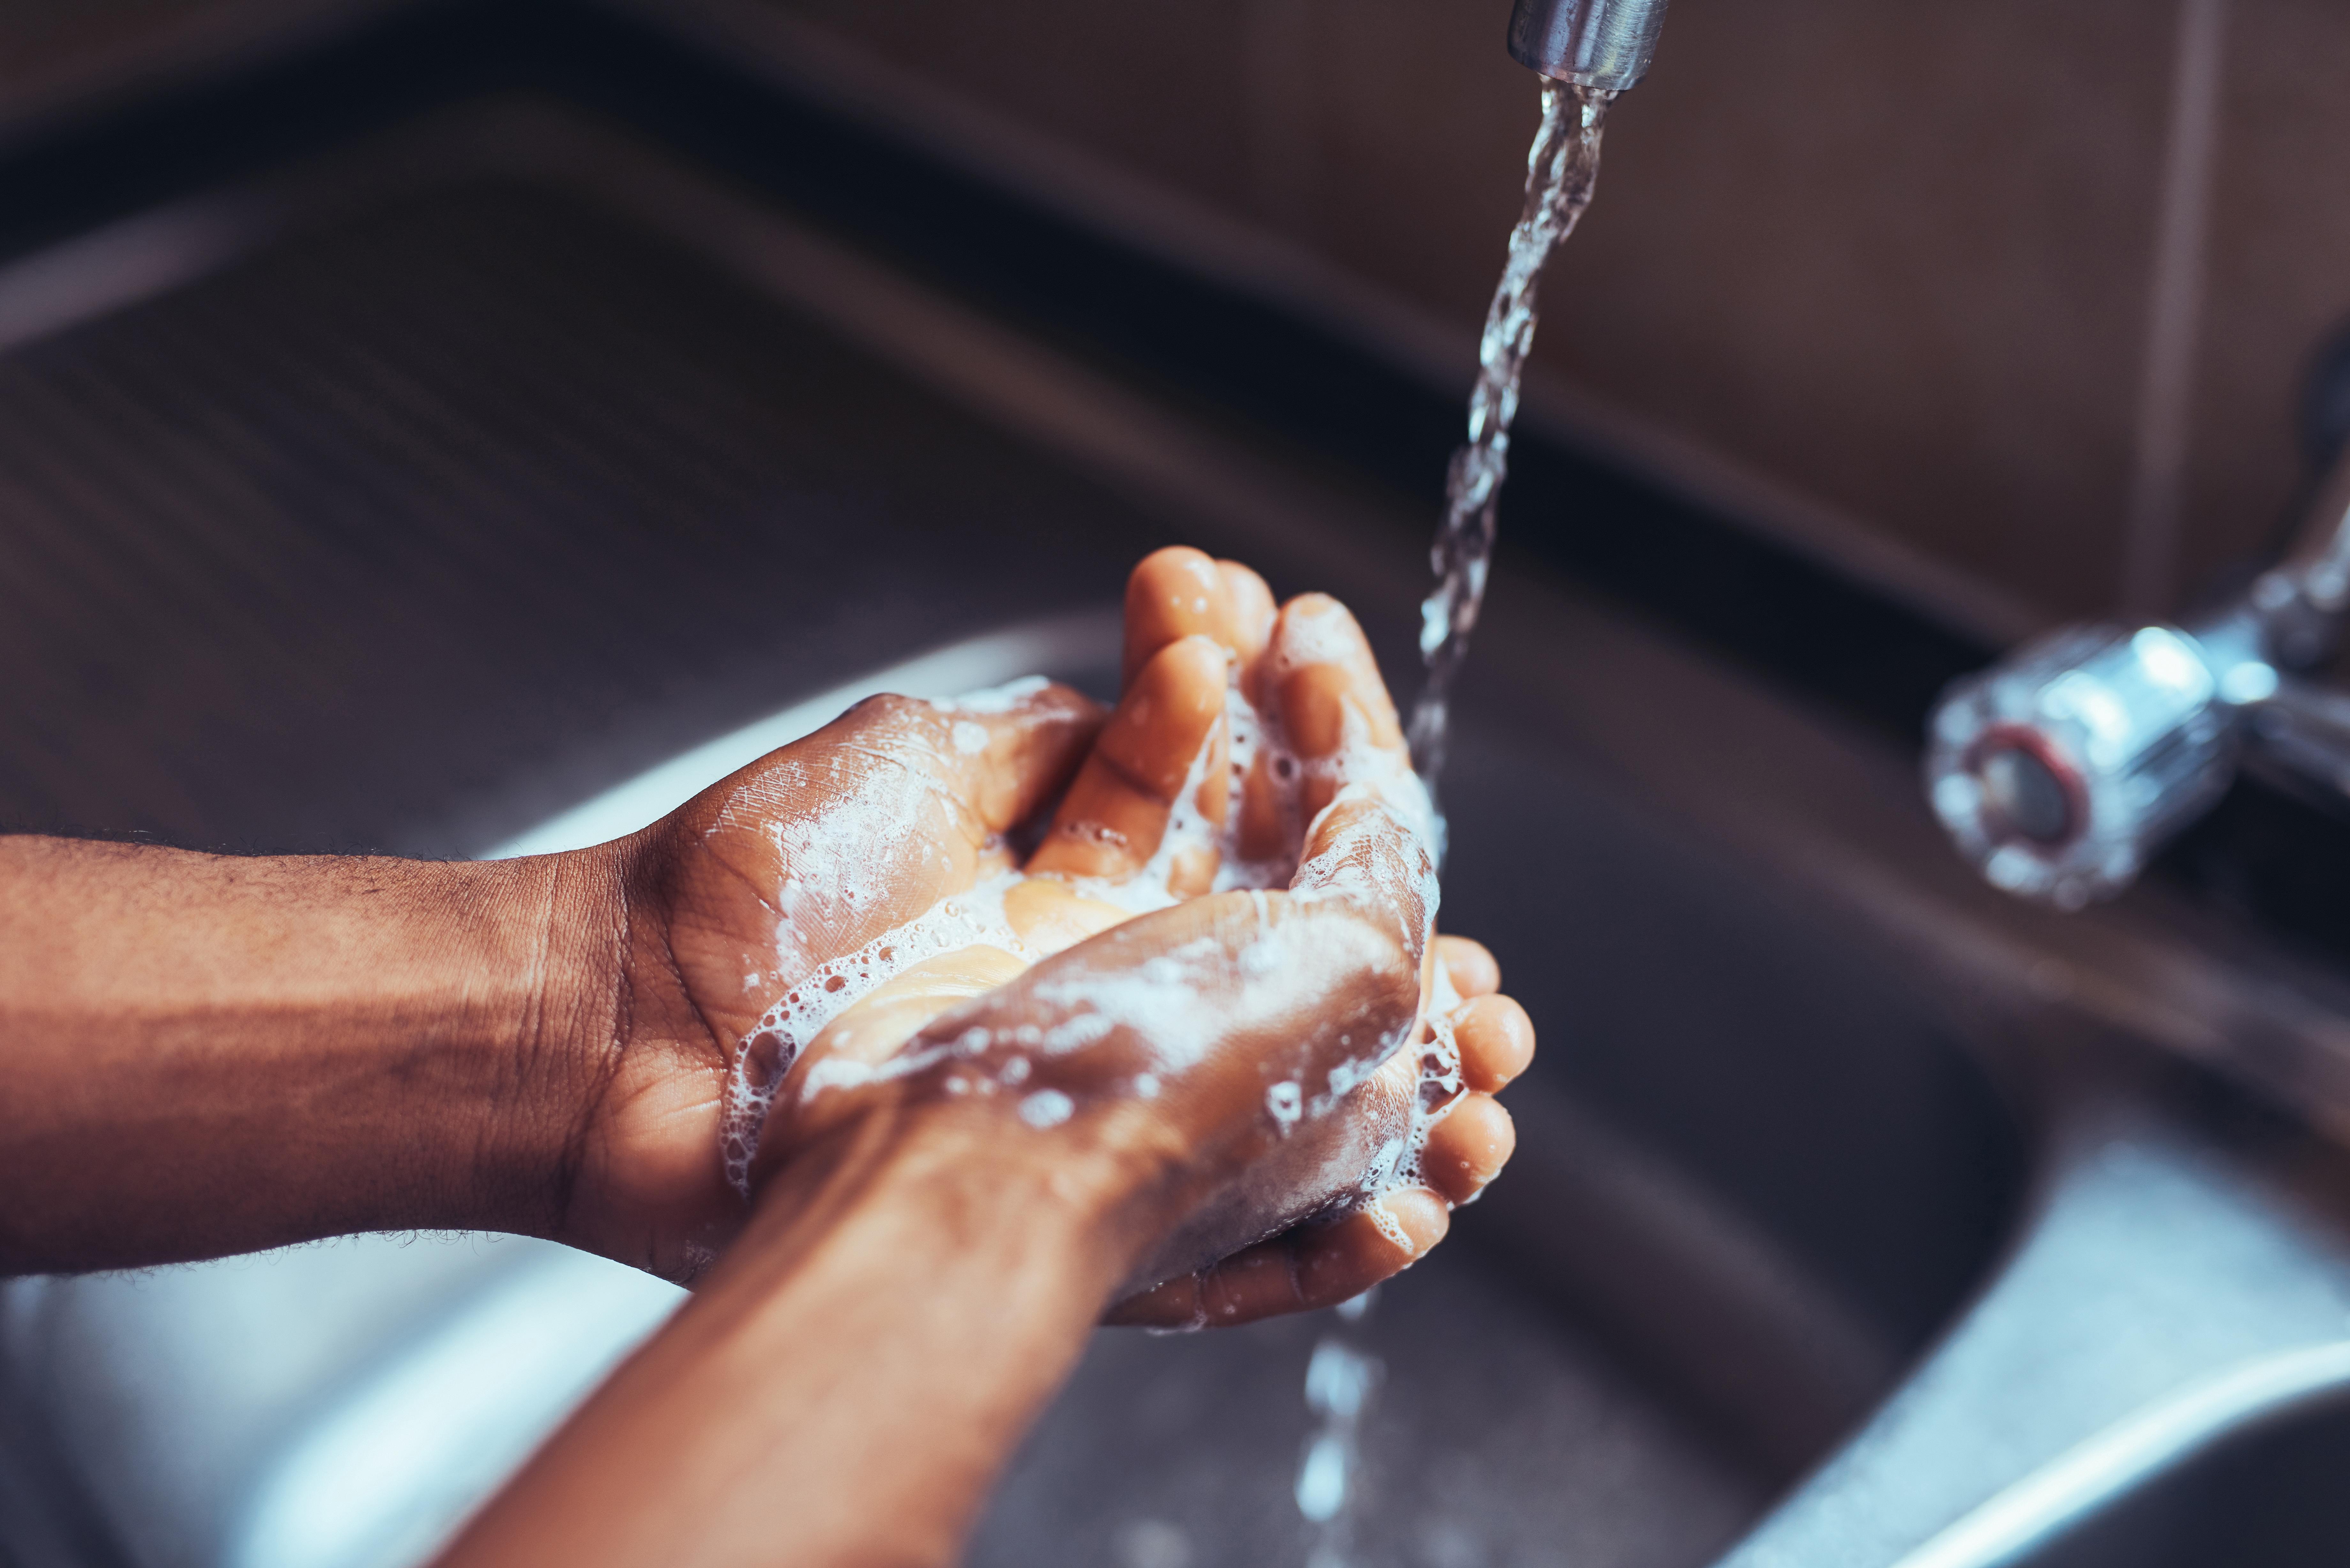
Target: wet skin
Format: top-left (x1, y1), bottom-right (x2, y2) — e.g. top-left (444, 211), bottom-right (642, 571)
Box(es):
top-left (751, 548), bottom-right (1534, 1319)
top-left (442, 551), bottom-right (1537, 1566)
top-left (567, 546), bottom-right (1534, 1317)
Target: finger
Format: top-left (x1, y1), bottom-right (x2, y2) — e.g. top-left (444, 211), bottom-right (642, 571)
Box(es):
top-left (1218, 560), bottom-right (1277, 702)
top-left (1105, 1187), bottom-right (1449, 1329)
top-left (923, 681), bottom-right (1108, 837)
top-left (1269, 594), bottom-right (1404, 756)
top-left (1265, 594), bottom-right (1405, 822)
top-left (1292, 791), bottom-right (1437, 951)
top-left (1419, 1093), bottom-right (1515, 1205)
top-left (797, 946), bottom-right (1029, 1073)
top-left (704, 681), bottom-right (1100, 843)
top-left (1122, 547), bottom-right (1243, 690)
top-left (1454, 993), bottom-right (1535, 1093)
top-left (1435, 934), bottom-right (1501, 1000)
top-left (679, 683), bottom-right (1099, 1010)
top-left (1028, 635), bottom-right (1228, 884)
top-left (1001, 878), bottom-right (1132, 958)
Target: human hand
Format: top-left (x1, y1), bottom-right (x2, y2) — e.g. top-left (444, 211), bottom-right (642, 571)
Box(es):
top-left (551, 675), bottom-right (1105, 1279)
top-left (431, 552), bottom-right (1540, 1568)
top-left (554, 548), bottom-right (1531, 1308)
top-left (749, 549), bottom-right (1536, 1323)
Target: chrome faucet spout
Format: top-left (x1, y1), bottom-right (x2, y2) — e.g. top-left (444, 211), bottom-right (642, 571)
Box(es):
top-left (1507, 0), bottom-right (1672, 91)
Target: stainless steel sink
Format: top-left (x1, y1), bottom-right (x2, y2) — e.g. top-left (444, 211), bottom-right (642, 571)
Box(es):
top-left (2009, 1381), bottom-right (2350, 1567)
top-left (0, 579), bottom-right (2024, 1568)
top-left (5, 22), bottom-right (2350, 1568)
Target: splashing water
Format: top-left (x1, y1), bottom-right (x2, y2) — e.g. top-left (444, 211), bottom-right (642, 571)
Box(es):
top-left (1406, 80), bottom-right (1613, 814)
top-left (1295, 1293), bottom-right (1382, 1568)
top-left (1283, 82), bottom-right (1614, 1567)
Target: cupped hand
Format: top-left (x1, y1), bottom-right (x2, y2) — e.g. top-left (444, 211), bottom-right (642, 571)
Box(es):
top-left (752, 549), bottom-right (1537, 1324)
top-left (556, 678), bottom-right (1104, 1280)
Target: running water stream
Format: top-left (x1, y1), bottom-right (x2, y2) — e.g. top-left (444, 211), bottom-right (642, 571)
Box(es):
top-left (1294, 80), bottom-right (1613, 1568)
top-left (1406, 79), bottom-right (1614, 817)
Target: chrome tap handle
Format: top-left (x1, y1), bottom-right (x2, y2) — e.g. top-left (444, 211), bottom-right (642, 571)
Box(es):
top-left (1925, 624), bottom-right (2240, 909)
top-left (1507, 0), bottom-right (1671, 90)
top-left (1924, 412), bottom-right (2350, 907)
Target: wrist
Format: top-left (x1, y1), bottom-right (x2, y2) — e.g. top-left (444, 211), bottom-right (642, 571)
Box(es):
top-left (442, 1076), bottom-right (1136, 1568)
top-left (468, 841), bottom-right (640, 1240)
top-left (526, 830), bottom-right (747, 1273)
top-left (744, 1088), bottom-right (1166, 1290)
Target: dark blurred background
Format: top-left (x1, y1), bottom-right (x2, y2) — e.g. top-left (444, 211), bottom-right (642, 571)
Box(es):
top-left (14, 0), bottom-right (2349, 639)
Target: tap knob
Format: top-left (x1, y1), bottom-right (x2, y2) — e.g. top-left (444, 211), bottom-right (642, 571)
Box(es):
top-left (1924, 624), bottom-right (2241, 908)
top-left (1928, 333), bottom-right (2350, 908)
top-left (1507, 0), bottom-right (1671, 91)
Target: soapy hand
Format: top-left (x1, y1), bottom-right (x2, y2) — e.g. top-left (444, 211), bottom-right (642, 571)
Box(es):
top-left (551, 672), bottom-right (1103, 1278)
top-left (567, 550), bottom-right (1532, 1318)
top-left (757, 549), bottom-right (1530, 1321)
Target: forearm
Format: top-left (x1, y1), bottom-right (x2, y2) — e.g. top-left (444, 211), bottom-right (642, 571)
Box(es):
top-left (439, 1105), bottom-right (1141, 1568)
top-left (0, 834), bottom-right (622, 1273)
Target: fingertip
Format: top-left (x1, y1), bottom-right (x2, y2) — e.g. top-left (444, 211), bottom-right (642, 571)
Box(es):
top-left (1102, 1272), bottom-right (1200, 1329)
top-left (1291, 1196), bottom-right (1434, 1311)
top-left (1217, 561), bottom-right (1277, 667)
top-left (1156, 632), bottom-right (1232, 696)
top-left (1098, 635), bottom-right (1228, 794)
top-left (1278, 589), bottom-right (1348, 624)
top-left (1378, 1185), bottom-right (1450, 1258)
top-left (1436, 934), bottom-right (1502, 999)
top-left (951, 681), bottom-right (1108, 832)
top-left (1134, 545), bottom-right (1217, 578)
top-left (1454, 993), bottom-right (1535, 1092)
top-left (1123, 547), bottom-right (1236, 689)
top-left (1271, 593), bottom-right (1377, 670)
top-left (1269, 595), bottom-right (1404, 759)
top-left (1422, 1095), bottom-right (1515, 1203)
top-left (1158, 1182), bottom-right (1457, 1331)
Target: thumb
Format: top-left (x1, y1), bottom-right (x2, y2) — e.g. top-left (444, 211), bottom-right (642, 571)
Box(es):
top-left (914, 678), bottom-right (1105, 836)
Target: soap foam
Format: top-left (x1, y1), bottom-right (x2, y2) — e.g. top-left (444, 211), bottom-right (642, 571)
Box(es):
top-left (717, 682), bottom-right (1083, 1188)
top-left (720, 870), bottom-right (1038, 1189)
top-left (726, 661), bottom-right (1467, 1233)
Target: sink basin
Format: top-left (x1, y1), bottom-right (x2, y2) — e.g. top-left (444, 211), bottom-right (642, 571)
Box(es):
top-left (2014, 1382), bottom-right (2350, 1567)
top-left (10, 10), bottom-right (2349, 1568)
top-left (0, 591), bottom-right (2026, 1568)
top-left (0, 592), bottom-right (2027, 1568)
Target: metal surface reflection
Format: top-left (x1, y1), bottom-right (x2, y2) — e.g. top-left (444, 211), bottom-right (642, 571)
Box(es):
top-left (1929, 442), bottom-right (2350, 908)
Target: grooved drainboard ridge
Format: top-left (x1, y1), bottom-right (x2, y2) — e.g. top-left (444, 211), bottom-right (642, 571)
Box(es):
top-left (0, 175), bottom-right (1141, 856)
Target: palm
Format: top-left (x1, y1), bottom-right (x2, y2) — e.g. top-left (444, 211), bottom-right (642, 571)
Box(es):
top-left (561, 686), bottom-right (1099, 1280)
top-left (757, 551), bottom-right (1526, 1323)
top-left (560, 548), bottom-right (1531, 1321)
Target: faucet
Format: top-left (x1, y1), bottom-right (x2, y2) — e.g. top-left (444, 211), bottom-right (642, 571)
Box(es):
top-left (1926, 443), bottom-right (2350, 908)
top-left (1506, 0), bottom-right (1672, 91)
top-left (1501, 0), bottom-right (2343, 917)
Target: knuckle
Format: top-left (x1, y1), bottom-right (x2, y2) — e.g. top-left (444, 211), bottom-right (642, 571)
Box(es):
top-left (846, 692), bottom-right (927, 726)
